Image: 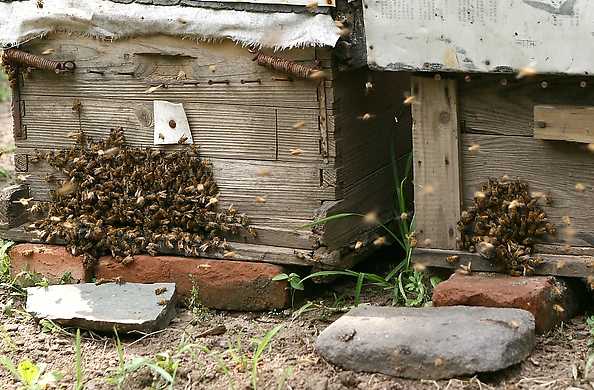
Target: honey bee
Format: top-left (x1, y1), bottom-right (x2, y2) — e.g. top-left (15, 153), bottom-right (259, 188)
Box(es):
top-left (403, 95), bottom-right (415, 105)
top-left (468, 144), bottom-right (480, 153)
top-left (158, 299), bottom-right (169, 306)
top-left (289, 148), bottom-right (303, 156)
top-left (575, 183), bottom-right (586, 192)
top-left (305, 0), bottom-right (318, 11)
top-left (292, 121), bottom-right (306, 130)
top-left (354, 241), bottom-right (363, 250)
top-left (13, 198), bottom-right (34, 206)
top-left (255, 196), bottom-right (267, 204)
top-left (178, 135), bottom-right (189, 144)
top-left (358, 113), bottom-right (375, 121)
top-left (155, 287), bottom-right (167, 295)
top-left (446, 255), bottom-right (459, 264)
top-left (516, 67), bottom-right (536, 79)
top-left (373, 236), bottom-right (386, 246)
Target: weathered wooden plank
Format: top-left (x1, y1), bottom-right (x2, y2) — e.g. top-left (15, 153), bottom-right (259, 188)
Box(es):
top-left (413, 248), bottom-right (594, 278)
top-left (276, 107), bottom-right (333, 162)
top-left (331, 70), bottom-right (411, 193)
top-left (21, 35), bottom-right (324, 109)
top-left (18, 97), bottom-right (333, 163)
top-left (20, 156), bottom-right (333, 230)
top-left (534, 105), bottom-right (594, 143)
top-left (320, 163), bottom-right (395, 249)
top-left (412, 76), bottom-right (461, 250)
top-left (462, 133), bottom-right (594, 247)
top-left (3, 226), bottom-right (314, 267)
top-left (459, 75), bottom-right (594, 137)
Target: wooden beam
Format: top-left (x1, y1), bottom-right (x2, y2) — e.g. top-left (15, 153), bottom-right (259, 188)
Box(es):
top-left (4, 226), bottom-right (314, 267)
top-left (414, 248), bottom-right (594, 278)
top-left (534, 105), bottom-right (594, 143)
top-left (411, 76), bottom-right (461, 250)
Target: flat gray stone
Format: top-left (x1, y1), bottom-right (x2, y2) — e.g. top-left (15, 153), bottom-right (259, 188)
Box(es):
top-left (316, 305), bottom-right (535, 379)
top-left (26, 282), bottom-right (177, 333)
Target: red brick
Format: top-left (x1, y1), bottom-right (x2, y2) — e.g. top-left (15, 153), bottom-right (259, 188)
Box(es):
top-left (9, 243), bottom-right (88, 282)
top-left (432, 272), bottom-right (579, 333)
top-left (96, 255), bottom-right (289, 311)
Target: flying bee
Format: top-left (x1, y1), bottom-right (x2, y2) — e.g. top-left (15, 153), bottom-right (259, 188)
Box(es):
top-left (354, 241), bottom-right (363, 250)
top-left (13, 197), bottom-right (34, 206)
top-left (358, 113), bottom-right (376, 121)
top-left (255, 196), bottom-right (267, 204)
top-left (292, 121), bottom-right (306, 130)
top-left (403, 95), bottom-right (415, 105)
top-left (373, 236), bottom-right (386, 246)
top-left (289, 148), bottom-right (303, 156)
top-left (16, 174), bottom-right (31, 182)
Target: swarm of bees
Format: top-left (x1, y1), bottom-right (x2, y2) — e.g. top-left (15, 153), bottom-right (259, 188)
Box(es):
top-left (27, 128), bottom-right (252, 273)
top-left (457, 177), bottom-right (556, 276)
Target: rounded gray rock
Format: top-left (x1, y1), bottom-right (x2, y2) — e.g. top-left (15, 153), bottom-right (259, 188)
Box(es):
top-left (316, 305), bottom-right (535, 379)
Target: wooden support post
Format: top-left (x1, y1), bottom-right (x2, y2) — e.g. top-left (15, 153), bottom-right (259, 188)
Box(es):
top-left (411, 76), bottom-right (461, 249)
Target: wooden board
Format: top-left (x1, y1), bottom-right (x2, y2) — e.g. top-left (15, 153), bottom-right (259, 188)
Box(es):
top-left (459, 75), bottom-right (594, 137)
top-left (534, 105), bottom-right (594, 143)
top-left (17, 97), bottom-right (327, 163)
top-left (414, 248), bottom-right (594, 279)
top-left (21, 35), bottom-right (323, 109)
top-left (4, 226), bottom-right (314, 267)
top-left (462, 133), bottom-right (594, 247)
top-left (411, 76), bottom-right (461, 250)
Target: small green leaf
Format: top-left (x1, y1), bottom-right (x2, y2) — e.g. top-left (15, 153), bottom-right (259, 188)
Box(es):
top-left (289, 279), bottom-right (304, 291)
top-left (429, 276), bottom-right (443, 288)
top-left (271, 273), bottom-right (289, 281)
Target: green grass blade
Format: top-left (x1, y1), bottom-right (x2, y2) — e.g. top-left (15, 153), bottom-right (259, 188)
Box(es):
top-left (74, 329), bottom-right (84, 390)
top-left (299, 270), bottom-right (360, 283)
top-left (251, 324), bottom-right (282, 390)
top-left (354, 273), bottom-right (364, 306)
top-left (300, 213), bottom-right (363, 228)
top-left (0, 355), bottom-right (18, 379)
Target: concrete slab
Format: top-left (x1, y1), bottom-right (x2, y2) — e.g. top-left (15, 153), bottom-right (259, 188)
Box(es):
top-left (26, 282), bottom-right (177, 332)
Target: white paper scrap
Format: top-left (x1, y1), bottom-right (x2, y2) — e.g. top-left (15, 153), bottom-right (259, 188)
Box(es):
top-left (153, 100), bottom-right (193, 145)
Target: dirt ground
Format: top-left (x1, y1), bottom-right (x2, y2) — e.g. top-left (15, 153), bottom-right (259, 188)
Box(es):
top-left (1, 102), bottom-right (594, 390)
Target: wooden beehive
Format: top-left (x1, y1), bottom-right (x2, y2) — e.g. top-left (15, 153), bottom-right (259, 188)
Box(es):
top-left (411, 74), bottom-right (594, 277)
top-left (1, 31), bottom-right (411, 270)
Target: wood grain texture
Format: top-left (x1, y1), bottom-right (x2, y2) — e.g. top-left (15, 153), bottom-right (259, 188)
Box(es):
top-left (412, 76), bottom-right (461, 250)
top-left (18, 97), bottom-right (328, 163)
top-left (3, 226), bottom-right (315, 267)
top-left (534, 105), bottom-right (594, 143)
top-left (21, 35), bottom-right (324, 109)
top-left (413, 248), bottom-right (594, 278)
top-left (459, 75), bottom-right (594, 137)
top-left (462, 133), bottom-right (594, 247)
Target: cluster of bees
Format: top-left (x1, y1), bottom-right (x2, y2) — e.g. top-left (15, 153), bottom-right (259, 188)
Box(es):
top-left (457, 177), bottom-right (556, 276)
top-left (27, 128), bottom-right (252, 272)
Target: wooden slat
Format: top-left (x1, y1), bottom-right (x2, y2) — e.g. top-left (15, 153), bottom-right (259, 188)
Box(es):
top-left (534, 105), bottom-right (594, 143)
top-left (21, 156), bottom-right (333, 230)
top-left (462, 133), bottom-right (594, 247)
top-left (21, 35), bottom-right (323, 109)
top-left (4, 227), bottom-right (314, 267)
top-left (414, 248), bottom-right (594, 278)
top-left (19, 97), bottom-right (331, 163)
top-left (320, 164), bottom-right (395, 249)
top-left (412, 76), bottom-right (461, 250)
top-left (459, 75), bottom-right (594, 137)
